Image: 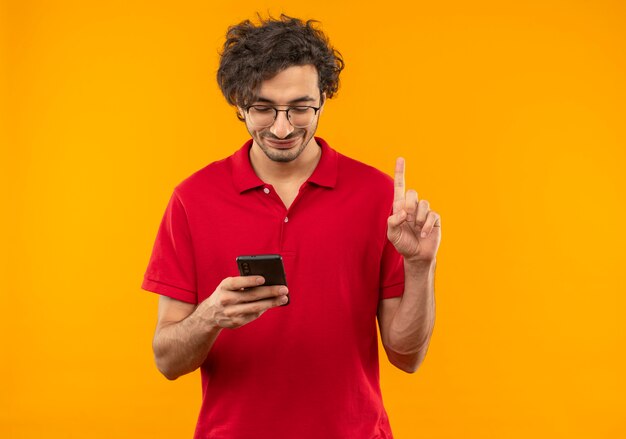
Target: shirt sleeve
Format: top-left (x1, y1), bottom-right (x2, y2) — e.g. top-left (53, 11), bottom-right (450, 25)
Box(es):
top-left (379, 238), bottom-right (405, 299)
top-left (141, 189), bottom-right (198, 304)
top-left (379, 205), bottom-right (405, 300)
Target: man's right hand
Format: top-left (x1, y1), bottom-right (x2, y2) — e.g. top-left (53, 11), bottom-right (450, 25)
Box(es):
top-left (153, 275), bottom-right (288, 379)
top-left (197, 276), bottom-right (289, 329)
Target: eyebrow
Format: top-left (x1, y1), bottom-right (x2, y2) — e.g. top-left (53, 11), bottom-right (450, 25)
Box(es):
top-left (254, 95), bottom-right (317, 105)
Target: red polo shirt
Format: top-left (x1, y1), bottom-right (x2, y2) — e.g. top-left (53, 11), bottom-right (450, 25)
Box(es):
top-left (142, 137), bottom-right (405, 439)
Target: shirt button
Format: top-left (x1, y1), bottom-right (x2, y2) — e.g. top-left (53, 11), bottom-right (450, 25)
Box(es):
top-left (284, 217), bottom-right (289, 223)
top-left (263, 188), bottom-right (270, 194)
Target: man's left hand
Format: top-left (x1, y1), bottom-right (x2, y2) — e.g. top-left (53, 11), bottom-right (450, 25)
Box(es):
top-left (387, 157), bottom-right (441, 263)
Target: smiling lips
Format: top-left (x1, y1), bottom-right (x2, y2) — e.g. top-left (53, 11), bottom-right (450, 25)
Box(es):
top-left (265, 137), bottom-right (299, 149)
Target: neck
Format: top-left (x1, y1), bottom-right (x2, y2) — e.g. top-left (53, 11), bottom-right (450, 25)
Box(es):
top-left (249, 137), bottom-right (322, 186)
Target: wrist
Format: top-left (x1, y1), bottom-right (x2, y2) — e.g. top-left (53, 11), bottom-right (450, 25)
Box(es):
top-left (404, 257), bottom-right (436, 270)
top-left (191, 302), bottom-right (222, 334)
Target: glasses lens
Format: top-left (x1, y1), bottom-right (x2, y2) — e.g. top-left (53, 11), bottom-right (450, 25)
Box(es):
top-left (288, 107), bottom-right (316, 128)
top-left (248, 106), bottom-right (275, 127)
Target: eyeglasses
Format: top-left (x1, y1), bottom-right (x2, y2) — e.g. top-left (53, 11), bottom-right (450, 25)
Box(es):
top-left (245, 104), bottom-right (321, 128)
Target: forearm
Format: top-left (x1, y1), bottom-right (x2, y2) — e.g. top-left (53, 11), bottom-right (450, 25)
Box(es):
top-left (153, 308), bottom-right (222, 380)
top-left (388, 258), bottom-right (436, 356)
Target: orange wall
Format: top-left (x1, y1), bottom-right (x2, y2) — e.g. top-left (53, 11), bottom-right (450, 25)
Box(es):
top-left (2, 1), bottom-right (625, 437)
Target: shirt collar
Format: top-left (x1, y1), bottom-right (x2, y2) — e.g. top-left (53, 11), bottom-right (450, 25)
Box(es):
top-left (231, 136), bottom-right (338, 194)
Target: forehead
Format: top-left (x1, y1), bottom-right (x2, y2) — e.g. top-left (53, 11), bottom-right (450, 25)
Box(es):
top-left (256, 65), bottom-right (319, 102)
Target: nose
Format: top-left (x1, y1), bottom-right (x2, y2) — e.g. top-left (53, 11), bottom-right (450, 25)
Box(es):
top-left (270, 110), bottom-right (294, 139)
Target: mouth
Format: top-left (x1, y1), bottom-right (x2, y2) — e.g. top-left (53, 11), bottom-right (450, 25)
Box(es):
top-left (264, 136), bottom-right (300, 149)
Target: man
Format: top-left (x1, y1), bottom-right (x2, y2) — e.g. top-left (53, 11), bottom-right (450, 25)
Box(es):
top-left (142, 14), bottom-right (441, 439)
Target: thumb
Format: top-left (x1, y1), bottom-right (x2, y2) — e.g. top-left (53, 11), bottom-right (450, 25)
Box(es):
top-left (387, 209), bottom-right (407, 231)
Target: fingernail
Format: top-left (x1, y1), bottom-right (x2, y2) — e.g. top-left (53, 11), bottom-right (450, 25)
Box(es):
top-left (257, 277), bottom-right (265, 285)
top-left (421, 231), bottom-right (427, 237)
top-left (279, 286), bottom-right (288, 294)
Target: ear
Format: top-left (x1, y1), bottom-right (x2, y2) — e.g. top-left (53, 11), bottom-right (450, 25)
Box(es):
top-left (319, 92), bottom-right (327, 115)
top-left (236, 106), bottom-right (246, 121)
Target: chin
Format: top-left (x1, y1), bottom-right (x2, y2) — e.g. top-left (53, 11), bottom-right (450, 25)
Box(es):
top-left (258, 133), bottom-right (310, 162)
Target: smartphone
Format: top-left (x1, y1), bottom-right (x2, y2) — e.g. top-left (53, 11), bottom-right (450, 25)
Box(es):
top-left (236, 254), bottom-right (289, 306)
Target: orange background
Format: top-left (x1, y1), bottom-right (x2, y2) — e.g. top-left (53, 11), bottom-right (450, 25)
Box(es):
top-left (2, 1), bottom-right (625, 437)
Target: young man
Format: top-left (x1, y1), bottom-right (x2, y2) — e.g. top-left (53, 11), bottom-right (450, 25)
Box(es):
top-left (142, 14), bottom-right (441, 439)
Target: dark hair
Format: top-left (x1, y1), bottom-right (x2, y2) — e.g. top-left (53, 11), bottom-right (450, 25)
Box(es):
top-left (217, 14), bottom-right (344, 118)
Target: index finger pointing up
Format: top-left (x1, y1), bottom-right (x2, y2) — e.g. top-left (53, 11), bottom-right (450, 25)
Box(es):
top-left (393, 157), bottom-right (405, 214)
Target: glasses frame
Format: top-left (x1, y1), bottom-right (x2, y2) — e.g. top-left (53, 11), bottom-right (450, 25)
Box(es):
top-left (244, 102), bottom-right (322, 128)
